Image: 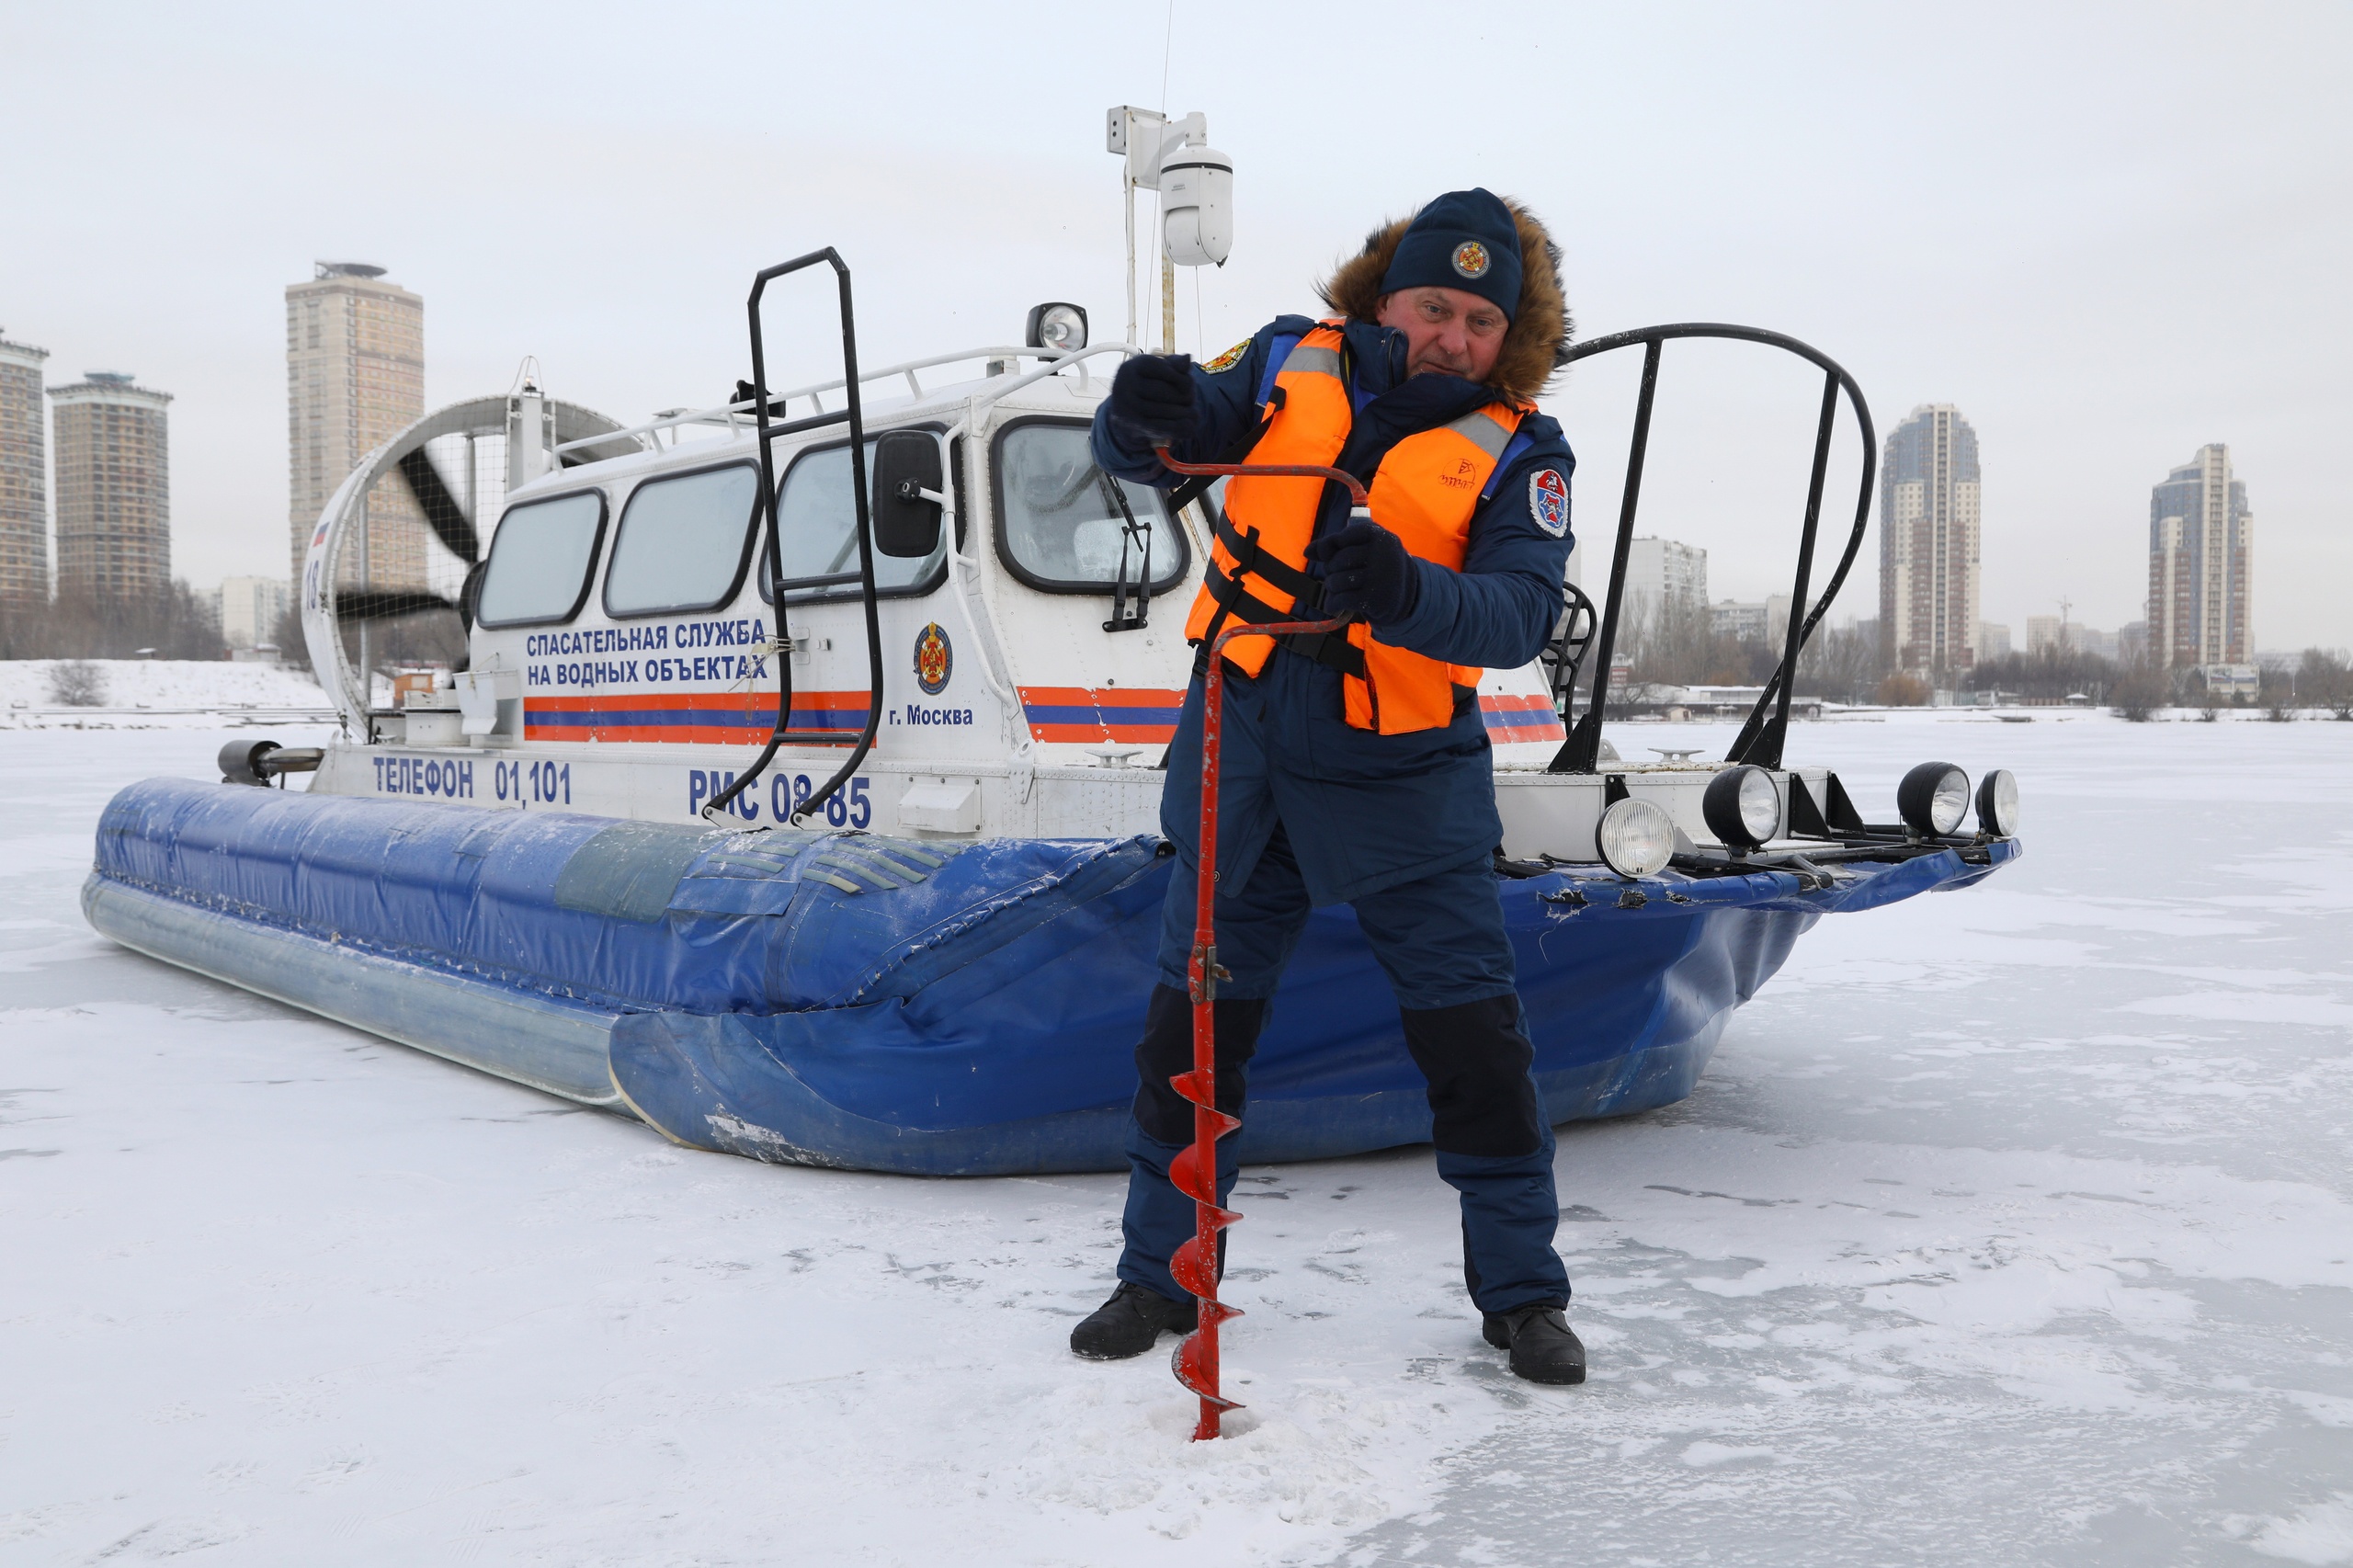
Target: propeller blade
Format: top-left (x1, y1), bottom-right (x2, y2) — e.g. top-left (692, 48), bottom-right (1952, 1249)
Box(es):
top-left (335, 586), bottom-right (459, 623)
top-left (397, 448), bottom-right (480, 563)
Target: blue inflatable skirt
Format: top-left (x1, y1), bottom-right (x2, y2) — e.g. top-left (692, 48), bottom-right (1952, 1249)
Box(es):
top-left (82, 778), bottom-right (2015, 1175)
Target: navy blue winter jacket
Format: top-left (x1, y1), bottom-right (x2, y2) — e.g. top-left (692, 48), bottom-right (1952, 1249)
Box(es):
top-left (1091, 316), bottom-right (1579, 905)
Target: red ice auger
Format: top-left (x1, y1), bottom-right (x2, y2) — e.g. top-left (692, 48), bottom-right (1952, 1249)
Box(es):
top-left (1154, 443), bottom-right (1370, 1440)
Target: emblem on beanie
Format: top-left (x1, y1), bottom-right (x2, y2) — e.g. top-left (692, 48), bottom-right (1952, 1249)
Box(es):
top-left (1450, 241), bottom-right (1491, 280)
top-left (1529, 468), bottom-right (1570, 538)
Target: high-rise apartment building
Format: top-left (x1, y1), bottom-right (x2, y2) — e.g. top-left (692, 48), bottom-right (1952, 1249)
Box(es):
top-left (0, 331), bottom-right (48, 601)
top-left (1879, 404), bottom-right (1982, 675)
top-left (2147, 444), bottom-right (2252, 671)
top-left (1711, 595), bottom-right (1791, 647)
top-left (218, 574), bottom-right (291, 649)
top-left (51, 371), bottom-right (172, 601)
top-left (287, 262), bottom-right (425, 586)
top-left (1621, 536), bottom-right (1709, 624)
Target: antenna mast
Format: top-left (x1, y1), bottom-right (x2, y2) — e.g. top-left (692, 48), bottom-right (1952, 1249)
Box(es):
top-left (1107, 108), bottom-right (1233, 352)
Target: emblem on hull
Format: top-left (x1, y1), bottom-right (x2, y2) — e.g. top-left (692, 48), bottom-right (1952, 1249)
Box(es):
top-left (915, 621), bottom-right (953, 694)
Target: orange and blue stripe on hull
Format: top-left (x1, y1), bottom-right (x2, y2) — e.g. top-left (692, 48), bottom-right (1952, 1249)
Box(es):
top-left (525, 691), bottom-right (873, 745)
top-left (1018, 687), bottom-right (1187, 745)
top-left (1017, 687), bottom-right (1558, 745)
top-left (1480, 693), bottom-right (1564, 744)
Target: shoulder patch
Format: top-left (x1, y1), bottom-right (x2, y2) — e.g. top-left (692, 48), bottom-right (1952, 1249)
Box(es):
top-left (1202, 338), bottom-right (1251, 374)
top-left (1529, 468), bottom-right (1570, 538)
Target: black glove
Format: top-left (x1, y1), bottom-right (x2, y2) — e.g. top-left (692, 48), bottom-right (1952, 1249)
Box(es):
top-left (1307, 517), bottom-right (1421, 627)
top-left (1106, 353), bottom-right (1198, 445)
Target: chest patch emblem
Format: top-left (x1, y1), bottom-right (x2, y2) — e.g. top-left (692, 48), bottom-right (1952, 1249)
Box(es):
top-left (1529, 468), bottom-right (1570, 538)
top-left (914, 621), bottom-right (953, 695)
top-left (1451, 241), bottom-right (1491, 279)
top-left (1202, 338), bottom-right (1251, 373)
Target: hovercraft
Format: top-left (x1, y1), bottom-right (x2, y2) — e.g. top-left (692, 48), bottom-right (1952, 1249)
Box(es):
top-left (84, 249), bottom-right (2019, 1176)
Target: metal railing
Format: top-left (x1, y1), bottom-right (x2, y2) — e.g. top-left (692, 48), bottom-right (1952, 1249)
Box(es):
top-left (553, 343), bottom-right (1123, 457)
top-left (1546, 324), bottom-right (1877, 774)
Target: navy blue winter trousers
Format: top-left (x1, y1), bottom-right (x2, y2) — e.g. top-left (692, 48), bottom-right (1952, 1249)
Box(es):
top-left (1115, 824), bottom-right (1571, 1315)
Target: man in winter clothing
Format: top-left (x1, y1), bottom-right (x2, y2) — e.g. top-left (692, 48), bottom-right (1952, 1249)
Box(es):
top-left (1069, 189), bottom-right (1586, 1385)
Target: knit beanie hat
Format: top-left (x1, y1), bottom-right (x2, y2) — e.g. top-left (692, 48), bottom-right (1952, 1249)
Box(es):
top-left (1378, 187), bottom-right (1524, 322)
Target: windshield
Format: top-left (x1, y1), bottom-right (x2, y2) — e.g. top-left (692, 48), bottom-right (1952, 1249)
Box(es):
top-left (604, 464), bottom-right (760, 617)
top-left (992, 421), bottom-right (1188, 594)
top-left (476, 491), bottom-right (605, 627)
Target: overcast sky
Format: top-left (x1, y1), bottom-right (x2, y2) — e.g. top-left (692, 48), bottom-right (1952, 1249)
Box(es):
top-left (6, 1), bottom-right (2346, 648)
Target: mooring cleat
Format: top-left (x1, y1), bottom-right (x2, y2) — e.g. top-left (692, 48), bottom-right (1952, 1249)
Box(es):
top-left (1483, 1304), bottom-right (1587, 1385)
top-left (1071, 1282), bottom-right (1200, 1360)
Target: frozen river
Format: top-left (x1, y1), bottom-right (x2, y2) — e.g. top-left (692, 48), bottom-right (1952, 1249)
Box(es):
top-left (3, 712), bottom-right (2348, 1565)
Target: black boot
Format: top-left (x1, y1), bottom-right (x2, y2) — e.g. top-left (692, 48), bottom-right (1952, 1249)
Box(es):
top-left (1070, 1283), bottom-right (1199, 1360)
top-left (1482, 1303), bottom-right (1587, 1384)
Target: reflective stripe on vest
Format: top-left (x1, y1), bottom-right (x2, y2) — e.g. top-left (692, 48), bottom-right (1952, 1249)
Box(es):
top-left (1181, 321), bottom-right (1529, 735)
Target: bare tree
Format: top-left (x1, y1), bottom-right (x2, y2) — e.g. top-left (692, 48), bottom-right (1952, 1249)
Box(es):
top-left (0, 582), bottom-right (224, 662)
top-left (46, 660), bottom-right (108, 706)
top-left (1794, 619), bottom-right (1886, 703)
top-left (1965, 649), bottom-right (2119, 703)
top-left (2298, 647), bottom-right (2352, 720)
top-left (2109, 664), bottom-right (2168, 722)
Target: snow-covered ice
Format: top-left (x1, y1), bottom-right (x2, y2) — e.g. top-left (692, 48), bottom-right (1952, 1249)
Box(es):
top-left (0, 661), bottom-right (335, 730)
top-left (3, 710), bottom-right (2348, 1564)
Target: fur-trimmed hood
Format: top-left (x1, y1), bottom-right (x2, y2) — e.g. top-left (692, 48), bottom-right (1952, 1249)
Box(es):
top-left (1317, 198), bottom-right (1571, 405)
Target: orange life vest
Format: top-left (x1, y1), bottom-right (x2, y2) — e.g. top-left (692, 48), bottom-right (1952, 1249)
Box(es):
top-left (1182, 322), bottom-right (1529, 735)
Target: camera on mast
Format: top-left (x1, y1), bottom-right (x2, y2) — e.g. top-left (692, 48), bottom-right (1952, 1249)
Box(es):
top-left (1106, 107), bottom-right (1233, 267)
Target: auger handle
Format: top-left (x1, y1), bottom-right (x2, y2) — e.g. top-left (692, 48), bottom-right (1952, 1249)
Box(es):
top-left (1153, 444), bottom-right (1371, 508)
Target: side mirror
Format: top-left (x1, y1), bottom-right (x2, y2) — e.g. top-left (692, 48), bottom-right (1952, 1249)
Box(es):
top-left (870, 430), bottom-right (945, 559)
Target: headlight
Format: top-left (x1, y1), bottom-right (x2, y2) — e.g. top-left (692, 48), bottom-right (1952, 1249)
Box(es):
top-left (1701, 765), bottom-right (1781, 850)
top-left (1597, 797), bottom-right (1676, 878)
top-left (1897, 761), bottom-right (1971, 835)
top-left (1024, 301), bottom-right (1089, 353)
top-left (1976, 767), bottom-right (2020, 836)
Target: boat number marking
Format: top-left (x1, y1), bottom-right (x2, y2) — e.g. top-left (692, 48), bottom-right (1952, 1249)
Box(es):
top-left (690, 769), bottom-right (871, 828)
top-left (492, 759), bottom-right (571, 807)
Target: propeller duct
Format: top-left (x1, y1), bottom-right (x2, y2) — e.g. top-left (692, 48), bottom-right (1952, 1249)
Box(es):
top-left (300, 392), bottom-right (650, 732)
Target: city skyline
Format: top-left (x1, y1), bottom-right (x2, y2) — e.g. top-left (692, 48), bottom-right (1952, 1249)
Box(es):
top-left (3, 7), bottom-right (2344, 648)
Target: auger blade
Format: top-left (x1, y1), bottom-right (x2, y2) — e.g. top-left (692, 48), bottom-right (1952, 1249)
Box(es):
top-left (1170, 1235), bottom-right (1217, 1298)
top-left (1170, 1334), bottom-right (1245, 1410)
top-left (1166, 1071), bottom-right (1244, 1135)
top-left (1168, 1142), bottom-right (1218, 1204)
top-left (1198, 1299), bottom-right (1244, 1329)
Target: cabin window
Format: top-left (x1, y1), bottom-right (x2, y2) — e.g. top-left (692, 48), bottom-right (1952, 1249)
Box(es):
top-left (763, 430), bottom-right (950, 604)
top-left (990, 418), bottom-right (1188, 595)
top-left (603, 463), bottom-right (761, 618)
top-left (474, 490), bottom-right (607, 628)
